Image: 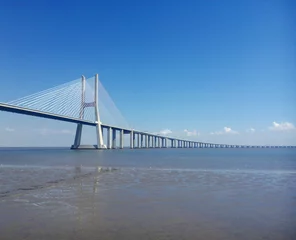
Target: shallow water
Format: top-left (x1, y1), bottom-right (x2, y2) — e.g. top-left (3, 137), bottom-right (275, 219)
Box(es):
top-left (0, 148), bottom-right (296, 239)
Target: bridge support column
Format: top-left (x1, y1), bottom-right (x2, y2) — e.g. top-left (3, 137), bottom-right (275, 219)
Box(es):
top-left (137, 133), bottom-right (139, 148)
top-left (130, 130), bottom-right (134, 149)
top-left (141, 134), bottom-right (144, 148)
top-left (145, 135), bottom-right (148, 148)
top-left (72, 124), bottom-right (83, 149)
top-left (120, 129), bottom-right (124, 149)
top-left (94, 74), bottom-right (105, 149)
top-left (107, 127), bottom-right (112, 149)
top-left (112, 128), bottom-right (116, 149)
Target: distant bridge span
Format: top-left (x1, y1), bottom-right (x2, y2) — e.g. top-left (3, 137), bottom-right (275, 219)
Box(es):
top-left (0, 74), bottom-right (295, 150)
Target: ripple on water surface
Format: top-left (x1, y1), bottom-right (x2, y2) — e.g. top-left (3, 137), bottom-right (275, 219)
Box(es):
top-left (0, 165), bottom-right (296, 239)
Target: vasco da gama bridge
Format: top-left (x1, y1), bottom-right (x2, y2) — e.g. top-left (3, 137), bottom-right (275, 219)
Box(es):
top-left (0, 74), bottom-right (294, 149)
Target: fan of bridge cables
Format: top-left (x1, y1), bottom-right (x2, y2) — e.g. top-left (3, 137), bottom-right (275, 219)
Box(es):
top-left (7, 76), bottom-right (130, 129)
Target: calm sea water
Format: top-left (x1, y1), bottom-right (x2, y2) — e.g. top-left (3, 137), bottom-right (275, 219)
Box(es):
top-left (0, 148), bottom-right (296, 239)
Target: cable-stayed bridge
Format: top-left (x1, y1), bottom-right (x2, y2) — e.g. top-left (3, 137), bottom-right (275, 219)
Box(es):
top-left (0, 74), bottom-right (295, 149)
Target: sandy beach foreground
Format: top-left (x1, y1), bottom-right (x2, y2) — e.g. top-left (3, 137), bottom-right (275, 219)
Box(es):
top-left (1, 164), bottom-right (295, 240)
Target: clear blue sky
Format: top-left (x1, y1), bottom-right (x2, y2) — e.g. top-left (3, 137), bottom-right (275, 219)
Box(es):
top-left (0, 0), bottom-right (295, 146)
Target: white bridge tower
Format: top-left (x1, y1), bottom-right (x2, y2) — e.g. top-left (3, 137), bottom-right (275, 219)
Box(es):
top-left (71, 74), bottom-right (106, 149)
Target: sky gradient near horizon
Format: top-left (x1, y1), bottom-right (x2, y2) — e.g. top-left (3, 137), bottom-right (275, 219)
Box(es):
top-left (0, 0), bottom-right (295, 146)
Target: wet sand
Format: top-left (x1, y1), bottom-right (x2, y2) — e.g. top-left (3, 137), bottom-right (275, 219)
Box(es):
top-left (1, 166), bottom-right (296, 240)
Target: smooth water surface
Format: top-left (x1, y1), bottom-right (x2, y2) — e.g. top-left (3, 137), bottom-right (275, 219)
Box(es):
top-left (0, 148), bottom-right (296, 239)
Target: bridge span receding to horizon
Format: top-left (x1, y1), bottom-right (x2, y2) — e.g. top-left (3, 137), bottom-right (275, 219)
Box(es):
top-left (0, 74), bottom-right (295, 150)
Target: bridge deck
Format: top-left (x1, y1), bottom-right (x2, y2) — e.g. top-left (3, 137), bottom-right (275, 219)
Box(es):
top-left (0, 103), bottom-right (96, 126)
top-left (1, 103), bottom-right (295, 148)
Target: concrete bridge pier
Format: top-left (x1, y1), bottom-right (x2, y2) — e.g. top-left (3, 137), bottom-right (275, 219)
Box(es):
top-left (145, 135), bottom-right (148, 148)
top-left (120, 129), bottom-right (124, 149)
top-left (130, 130), bottom-right (134, 149)
top-left (133, 132), bottom-right (136, 148)
top-left (112, 128), bottom-right (116, 149)
top-left (141, 134), bottom-right (144, 148)
top-left (136, 133), bottom-right (139, 148)
top-left (107, 127), bottom-right (112, 149)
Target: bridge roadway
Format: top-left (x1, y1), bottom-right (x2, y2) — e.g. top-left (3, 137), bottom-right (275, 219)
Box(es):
top-left (1, 103), bottom-right (295, 149)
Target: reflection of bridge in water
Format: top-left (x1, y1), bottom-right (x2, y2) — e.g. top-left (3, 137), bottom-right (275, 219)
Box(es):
top-left (0, 74), bottom-right (295, 149)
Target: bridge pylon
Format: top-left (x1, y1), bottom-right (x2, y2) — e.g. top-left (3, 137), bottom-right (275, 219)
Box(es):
top-left (71, 74), bottom-right (106, 149)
